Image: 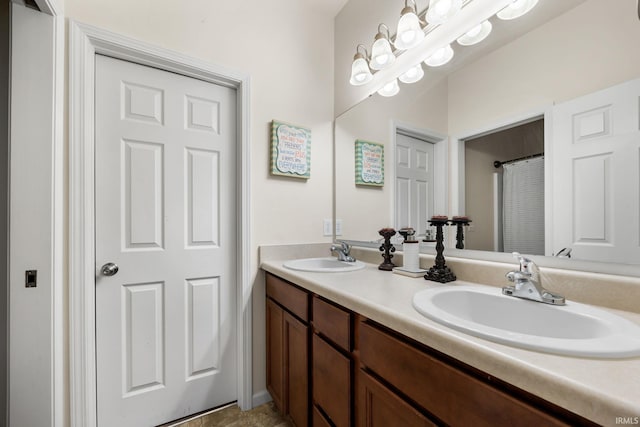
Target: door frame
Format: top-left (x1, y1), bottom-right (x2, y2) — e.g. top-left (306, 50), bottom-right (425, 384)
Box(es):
top-left (69, 21), bottom-right (252, 427)
top-left (450, 107), bottom-right (553, 255)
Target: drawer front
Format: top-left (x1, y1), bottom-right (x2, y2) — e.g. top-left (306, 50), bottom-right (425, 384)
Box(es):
top-left (359, 321), bottom-right (570, 427)
top-left (266, 273), bottom-right (309, 322)
top-left (312, 296), bottom-right (351, 351)
top-left (312, 334), bottom-right (351, 427)
top-left (357, 369), bottom-right (437, 427)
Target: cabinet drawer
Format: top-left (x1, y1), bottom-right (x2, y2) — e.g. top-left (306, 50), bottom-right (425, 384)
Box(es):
top-left (312, 334), bottom-right (351, 427)
top-left (266, 273), bottom-right (309, 322)
top-left (312, 296), bottom-right (351, 351)
top-left (359, 321), bottom-right (570, 427)
top-left (358, 369), bottom-right (436, 427)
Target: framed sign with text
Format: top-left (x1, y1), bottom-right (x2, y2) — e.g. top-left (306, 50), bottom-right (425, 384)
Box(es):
top-left (270, 120), bottom-right (311, 179)
top-left (355, 140), bottom-right (384, 186)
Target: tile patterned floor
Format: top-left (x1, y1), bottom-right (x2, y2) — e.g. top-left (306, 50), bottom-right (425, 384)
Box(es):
top-left (168, 402), bottom-right (293, 427)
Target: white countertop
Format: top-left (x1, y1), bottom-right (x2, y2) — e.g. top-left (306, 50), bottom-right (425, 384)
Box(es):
top-left (261, 257), bottom-right (640, 427)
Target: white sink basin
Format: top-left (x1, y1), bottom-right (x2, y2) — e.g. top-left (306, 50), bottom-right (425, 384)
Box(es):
top-left (283, 257), bottom-right (366, 273)
top-left (412, 285), bottom-right (640, 358)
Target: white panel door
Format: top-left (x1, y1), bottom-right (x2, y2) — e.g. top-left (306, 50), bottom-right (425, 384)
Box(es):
top-left (95, 55), bottom-right (237, 427)
top-left (551, 78), bottom-right (640, 263)
top-left (395, 133), bottom-right (435, 235)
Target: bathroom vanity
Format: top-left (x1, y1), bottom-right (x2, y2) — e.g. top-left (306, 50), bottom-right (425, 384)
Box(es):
top-left (261, 246), bottom-right (640, 427)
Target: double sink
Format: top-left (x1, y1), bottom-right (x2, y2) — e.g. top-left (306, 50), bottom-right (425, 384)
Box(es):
top-left (284, 257), bottom-right (640, 359)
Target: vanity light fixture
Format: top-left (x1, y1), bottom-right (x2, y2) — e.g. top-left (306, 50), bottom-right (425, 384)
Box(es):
top-left (377, 79), bottom-right (400, 97)
top-left (394, 0), bottom-right (425, 50)
top-left (496, 0), bottom-right (539, 20)
top-left (456, 20), bottom-right (492, 45)
top-left (424, 44), bottom-right (454, 67)
top-left (349, 0), bottom-right (532, 96)
top-left (349, 44), bottom-right (374, 86)
top-left (399, 64), bottom-right (425, 84)
top-left (426, 0), bottom-right (462, 25)
top-left (370, 24), bottom-right (396, 70)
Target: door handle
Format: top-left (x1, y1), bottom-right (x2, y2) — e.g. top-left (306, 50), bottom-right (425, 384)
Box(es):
top-left (101, 262), bottom-right (119, 277)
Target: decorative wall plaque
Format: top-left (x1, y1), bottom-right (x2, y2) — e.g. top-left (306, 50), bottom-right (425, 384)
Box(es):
top-left (270, 120), bottom-right (311, 179)
top-left (355, 140), bottom-right (384, 186)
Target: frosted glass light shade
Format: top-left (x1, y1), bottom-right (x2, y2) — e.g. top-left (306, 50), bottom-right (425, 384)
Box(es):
top-left (497, 0), bottom-right (539, 20)
top-left (349, 56), bottom-right (373, 86)
top-left (457, 20), bottom-right (492, 46)
top-left (378, 79), bottom-right (400, 97)
top-left (394, 9), bottom-right (424, 50)
top-left (399, 64), bottom-right (424, 84)
top-left (370, 37), bottom-right (395, 70)
top-left (424, 45), bottom-right (454, 67)
top-left (426, 0), bottom-right (462, 25)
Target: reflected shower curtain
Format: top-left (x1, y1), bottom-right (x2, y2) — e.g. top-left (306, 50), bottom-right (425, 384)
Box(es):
top-left (502, 156), bottom-right (544, 255)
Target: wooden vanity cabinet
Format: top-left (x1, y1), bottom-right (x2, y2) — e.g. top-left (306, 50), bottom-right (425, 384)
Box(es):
top-left (266, 274), bottom-right (310, 427)
top-left (265, 272), bottom-right (598, 427)
top-left (357, 320), bottom-right (598, 427)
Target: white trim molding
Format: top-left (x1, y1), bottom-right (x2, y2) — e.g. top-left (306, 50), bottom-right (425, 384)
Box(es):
top-left (69, 21), bottom-right (252, 427)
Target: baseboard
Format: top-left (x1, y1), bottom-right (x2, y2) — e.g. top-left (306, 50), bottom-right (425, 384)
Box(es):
top-left (252, 389), bottom-right (272, 408)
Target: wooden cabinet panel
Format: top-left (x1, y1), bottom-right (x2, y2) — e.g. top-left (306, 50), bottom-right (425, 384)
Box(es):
top-left (266, 298), bottom-right (285, 413)
top-left (312, 405), bottom-right (332, 427)
top-left (267, 273), bottom-right (309, 321)
top-left (312, 296), bottom-right (351, 351)
top-left (285, 311), bottom-right (309, 427)
top-left (312, 334), bottom-right (351, 427)
top-left (357, 369), bottom-right (436, 427)
top-left (359, 321), bottom-right (571, 427)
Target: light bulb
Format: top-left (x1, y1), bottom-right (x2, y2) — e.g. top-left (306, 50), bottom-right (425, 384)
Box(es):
top-left (395, 7), bottom-right (424, 50)
top-left (434, 0), bottom-right (452, 16)
top-left (467, 24), bottom-right (482, 38)
top-left (349, 55), bottom-right (373, 86)
top-left (370, 35), bottom-right (395, 70)
top-left (399, 64), bottom-right (424, 84)
top-left (424, 45), bottom-right (454, 67)
top-left (456, 20), bottom-right (492, 46)
top-left (378, 79), bottom-right (400, 97)
top-left (426, 0), bottom-right (462, 25)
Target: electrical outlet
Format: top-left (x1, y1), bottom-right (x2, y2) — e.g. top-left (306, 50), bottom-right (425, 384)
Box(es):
top-left (323, 219), bottom-right (333, 236)
top-left (335, 219), bottom-right (343, 236)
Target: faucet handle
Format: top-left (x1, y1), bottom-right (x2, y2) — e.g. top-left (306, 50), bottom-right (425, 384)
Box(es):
top-left (512, 252), bottom-right (531, 272)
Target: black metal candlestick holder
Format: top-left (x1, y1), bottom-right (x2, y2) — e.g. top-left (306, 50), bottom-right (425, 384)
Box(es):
top-left (450, 216), bottom-right (471, 250)
top-left (424, 218), bottom-right (456, 283)
top-left (378, 228), bottom-right (396, 271)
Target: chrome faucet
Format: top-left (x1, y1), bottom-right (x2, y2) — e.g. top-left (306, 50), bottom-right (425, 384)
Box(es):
top-left (331, 241), bottom-right (356, 262)
top-left (502, 252), bottom-right (565, 305)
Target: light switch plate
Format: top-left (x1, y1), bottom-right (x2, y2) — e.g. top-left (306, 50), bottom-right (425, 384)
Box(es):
top-left (323, 219), bottom-right (333, 236)
top-left (335, 219), bottom-right (343, 236)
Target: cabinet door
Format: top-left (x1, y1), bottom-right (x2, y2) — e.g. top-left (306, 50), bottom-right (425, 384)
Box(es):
top-left (266, 299), bottom-right (285, 413)
top-left (357, 370), bottom-right (436, 427)
top-left (285, 311), bottom-right (310, 427)
top-left (312, 334), bottom-right (351, 427)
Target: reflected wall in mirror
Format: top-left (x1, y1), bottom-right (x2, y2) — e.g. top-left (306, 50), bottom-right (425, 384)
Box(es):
top-left (335, 0), bottom-right (640, 265)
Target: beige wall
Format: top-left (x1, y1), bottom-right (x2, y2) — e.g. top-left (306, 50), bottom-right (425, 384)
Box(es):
top-left (335, 78), bottom-right (448, 241)
top-left (64, 0), bottom-right (336, 399)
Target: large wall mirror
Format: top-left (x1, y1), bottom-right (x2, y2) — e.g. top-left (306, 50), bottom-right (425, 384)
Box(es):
top-left (334, 0), bottom-right (640, 271)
